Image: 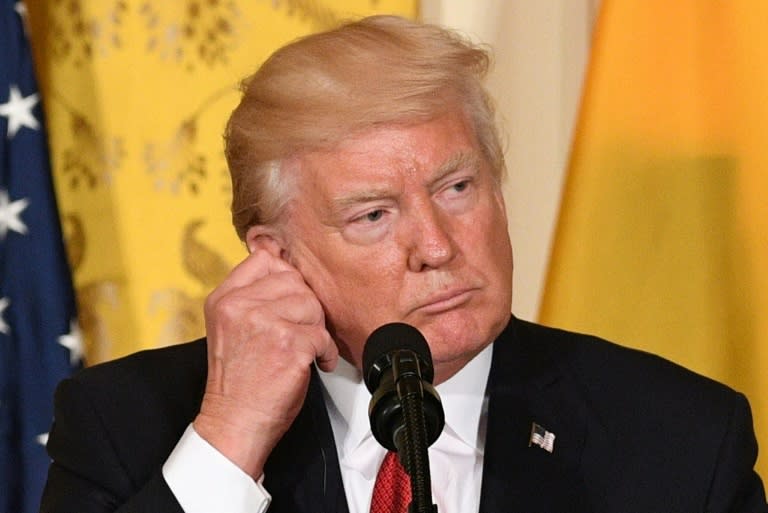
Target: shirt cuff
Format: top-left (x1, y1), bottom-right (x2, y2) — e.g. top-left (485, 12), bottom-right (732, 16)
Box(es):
top-left (162, 424), bottom-right (271, 513)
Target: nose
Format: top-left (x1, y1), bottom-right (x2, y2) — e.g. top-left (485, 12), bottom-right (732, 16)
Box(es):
top-left (405, 200), bottom-right (457, 272)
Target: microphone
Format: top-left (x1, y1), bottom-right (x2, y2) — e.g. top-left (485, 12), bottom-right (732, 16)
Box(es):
top-left (362, 322), bottom-right (445, 452)
top-left (363, 322), bottom-right (444, 512)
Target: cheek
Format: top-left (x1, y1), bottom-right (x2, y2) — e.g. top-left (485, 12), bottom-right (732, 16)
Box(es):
top-left (284, 239), bottom-right (334, 296)
top-left (465, 199), bottom-right (510, 261)
top-left (293, 241), bottom-right (400, 315)
top-left (301, 250), bottom-right (407, 367)
top-left (327, 253), bottom-right (402, 316)
top-left (466, 199), bottom-right (513, 308)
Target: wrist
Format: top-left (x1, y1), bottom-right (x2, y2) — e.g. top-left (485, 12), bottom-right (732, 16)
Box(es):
top-left (193, 404), bottom-right (279, 478)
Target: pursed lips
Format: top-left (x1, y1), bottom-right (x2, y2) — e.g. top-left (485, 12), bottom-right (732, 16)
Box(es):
top-left (410, 286), bottom-right (479, 315)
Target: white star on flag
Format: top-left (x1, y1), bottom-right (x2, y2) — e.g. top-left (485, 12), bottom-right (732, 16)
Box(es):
top-left (0, 297), bottom-right (10, 334)
top-left (15, 2), bottom-right (28, 20)
top-left (0, 189), bottom-right (29, 239)
top-left (58, 319), bottom-right (84, 365)
top-left (0, 84), bottom-right (39, 138)
top-left (15, 2), bottom-right (29, 34)
top-left (35, 433), bottom-right (49, 447)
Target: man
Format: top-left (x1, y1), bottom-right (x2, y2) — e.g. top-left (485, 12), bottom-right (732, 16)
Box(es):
top-left (40, 15), bottom-right (766, 513)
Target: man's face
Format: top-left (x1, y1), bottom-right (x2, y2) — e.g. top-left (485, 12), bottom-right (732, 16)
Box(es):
top-left (279, 111), bottom-right (513, 383)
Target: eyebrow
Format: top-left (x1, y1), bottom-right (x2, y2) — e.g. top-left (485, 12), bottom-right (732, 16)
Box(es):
top-left (428, 151), bottom-right (482, 188)
top-left (332, 187), bottom-right (395, 209)
top-left (331, 150), bottom-right (482, 209)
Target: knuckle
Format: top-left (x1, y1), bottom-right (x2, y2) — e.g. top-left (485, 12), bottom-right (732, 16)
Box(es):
top-left (206, 293), bottom-right (243, 324)
top-left (270, 323), bottom-right (299, 353)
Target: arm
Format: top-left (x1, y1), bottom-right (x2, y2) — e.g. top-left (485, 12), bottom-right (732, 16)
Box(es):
top-left (41, 382), bottom-right (270, 513)
top-left (40, 377), bottom-right (184, 513)
top-left (193, 242), bottom-right (338, 479)
top-left (705, 392), bottom-right (768, 513)
top-left (41, 245), bottom-right (338, 512)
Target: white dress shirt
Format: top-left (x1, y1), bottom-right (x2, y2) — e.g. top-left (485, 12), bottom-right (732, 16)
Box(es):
top-left (319, 343), bottom-right (492, 513)
top-left (163, 424), bottom-right (271, 513)
top-left (162, 343), bottom-right (492, 513)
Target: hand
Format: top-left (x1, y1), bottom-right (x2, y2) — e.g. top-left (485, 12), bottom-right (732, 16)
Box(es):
top-left (193, 242), bottom-right (338, 478)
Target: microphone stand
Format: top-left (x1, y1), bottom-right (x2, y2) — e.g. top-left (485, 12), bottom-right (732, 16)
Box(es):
top-left (392, 351), bottom-right (438, 513)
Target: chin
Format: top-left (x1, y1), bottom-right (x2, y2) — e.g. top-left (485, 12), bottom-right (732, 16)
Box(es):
top-left (420, 318), bottom-right (487, 359)
top-left (419, 308), bottom-right (508, 362)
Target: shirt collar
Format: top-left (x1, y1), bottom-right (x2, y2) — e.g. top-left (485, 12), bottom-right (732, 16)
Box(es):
top-left (318, 354), bottom-right (372, 456)
top-left (318, 342), bottom-right (494, 456)
top-left (435, 343), bottom-right (493, 453)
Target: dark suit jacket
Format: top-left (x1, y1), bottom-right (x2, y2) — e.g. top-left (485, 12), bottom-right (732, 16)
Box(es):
top-left (40, 318), bottom-right (767, 512)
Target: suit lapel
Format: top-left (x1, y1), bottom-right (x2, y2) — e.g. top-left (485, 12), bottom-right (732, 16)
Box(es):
top-left (261, 318), bottom-right (617, 513)
top-left (479, 318), bottom-right (594, 513)
top-left (263, 368), bottom-right (349, 513)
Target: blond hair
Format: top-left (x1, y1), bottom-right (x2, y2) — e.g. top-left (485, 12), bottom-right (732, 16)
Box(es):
top-left (225, 15), bottom-right (504, 240)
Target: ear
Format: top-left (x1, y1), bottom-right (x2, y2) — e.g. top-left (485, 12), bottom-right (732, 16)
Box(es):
top-left (245, 225), bottom-right (286, 259)
top-left (493, 183), bottom-right (509, 224)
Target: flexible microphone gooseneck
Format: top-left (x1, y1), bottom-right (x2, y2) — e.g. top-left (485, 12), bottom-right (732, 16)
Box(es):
top-left (363, 322), bottom-right (445, 513)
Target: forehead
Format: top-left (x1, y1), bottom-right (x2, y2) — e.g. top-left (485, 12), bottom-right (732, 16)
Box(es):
top-left (294, 112), bottom-right (482, 194)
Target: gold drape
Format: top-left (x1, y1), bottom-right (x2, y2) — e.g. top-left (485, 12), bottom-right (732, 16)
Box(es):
top-left (541, 0), bottom-right (768, 479)
top-left (26, 0), bottom-right (418, 364)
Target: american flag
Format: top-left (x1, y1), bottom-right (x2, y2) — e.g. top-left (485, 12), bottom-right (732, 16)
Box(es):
top-left (529, 422), bottom-right (556, 453)
top-left (0, 2), bottom-right (83, 512)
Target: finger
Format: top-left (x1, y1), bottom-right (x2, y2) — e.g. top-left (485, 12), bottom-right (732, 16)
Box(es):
top-left (215, 315), bottom-right (336, 373)
top-left (210, 274), bottom-right (324, 326)
top-left (229, 270), bottom-right (312, 304)
top-left (260, 318), bottom-right (337, 372)
top-left (237, 290), bottom-right (327, 327)
top-left (211, 249), bottom-right (298, 299)
top-left (314, 332), bottom-right (339, 372)
top-left (277, 321), bottom-right (337, 371)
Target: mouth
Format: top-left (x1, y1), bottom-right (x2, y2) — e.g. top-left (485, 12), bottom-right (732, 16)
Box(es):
top-left (413, 287), bottom-right (477, 315)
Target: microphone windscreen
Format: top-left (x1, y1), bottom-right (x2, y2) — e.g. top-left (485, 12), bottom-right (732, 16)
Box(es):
top-left (362, 322), bottom-right (433, 392)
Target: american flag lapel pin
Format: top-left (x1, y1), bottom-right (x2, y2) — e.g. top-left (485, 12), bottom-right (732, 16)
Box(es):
top-left (529, 422), bottom-right (555, 453)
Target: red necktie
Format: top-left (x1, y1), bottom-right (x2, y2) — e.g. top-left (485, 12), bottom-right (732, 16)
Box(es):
top-left (370, 451), bottom-right (411, 513)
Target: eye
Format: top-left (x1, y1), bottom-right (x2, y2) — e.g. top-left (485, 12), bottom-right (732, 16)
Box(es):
top-left (350, 208), bottom-right (388, 225)
top-left (443, 178), bottom-right (473, 197)
top-left (436, 176), bottom-right (477, 215)
top-left (452, 180), bottom-right (470, 192)
top-left (364, 209), bottom-right (384, 222)
top-left (343, 207), bottom-right (392, 245)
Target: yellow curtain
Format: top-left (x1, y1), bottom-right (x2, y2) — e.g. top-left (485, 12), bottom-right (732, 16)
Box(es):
top-left (541, 1), bottom-right (768, 478)
top-left (26, 0), bottom-right (418, 364)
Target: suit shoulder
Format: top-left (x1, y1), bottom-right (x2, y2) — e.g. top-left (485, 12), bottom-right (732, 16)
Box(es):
top-left (512, 319), bottom-right (742, 413)
top-left (497, 320), bottom-right (765, 510)
top-left (71, 339), bottom-right (207, 387)
top-left (54, 338), bottom-right (208, 445)
top-left (48, 340), bottom-right (209, 498)
top-left (59, 339), bottom-right (208, 422)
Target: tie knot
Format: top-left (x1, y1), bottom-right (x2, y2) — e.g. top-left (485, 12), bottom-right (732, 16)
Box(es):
top-left (370, 451), bottom-right (411, 513)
